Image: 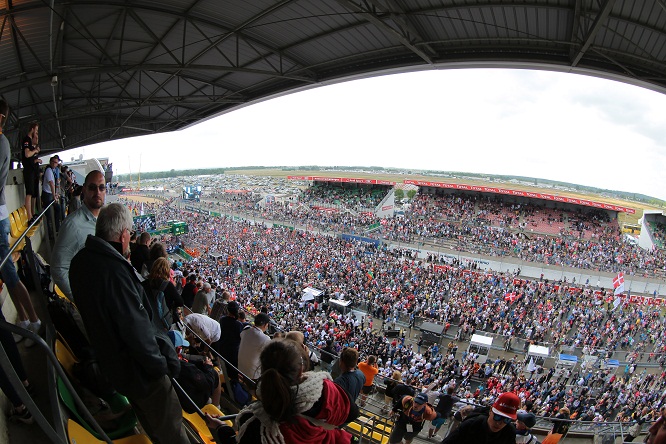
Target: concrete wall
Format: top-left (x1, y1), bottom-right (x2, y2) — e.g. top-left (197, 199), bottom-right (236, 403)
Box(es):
top-left (0, 175), bottom-right (49, 444)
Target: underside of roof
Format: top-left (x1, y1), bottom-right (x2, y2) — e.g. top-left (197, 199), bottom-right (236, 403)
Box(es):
top-left (1, 0), bottom-right (665, 155)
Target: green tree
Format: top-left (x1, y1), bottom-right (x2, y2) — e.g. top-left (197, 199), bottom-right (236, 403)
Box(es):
top-left (394, 188), bottom-right (404, 201)
top-left (407, 189), bottom-right (417, 200)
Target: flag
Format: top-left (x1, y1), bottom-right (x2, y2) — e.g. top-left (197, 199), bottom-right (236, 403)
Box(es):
top-left (504, 292), bottom-right (517, 303)
top-left (613, 272), bottom-right (625, 295)
top-left (140, 202), bottom-right (144, 216)
top-left (612, 297), bottom-right (622, 311)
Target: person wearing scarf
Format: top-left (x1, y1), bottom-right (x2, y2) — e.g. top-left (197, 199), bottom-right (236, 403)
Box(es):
top-left (208, 338), bottom-right (359, 444)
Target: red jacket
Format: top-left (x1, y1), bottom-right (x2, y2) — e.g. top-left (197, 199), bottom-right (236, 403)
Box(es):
top-left (238, 378), bottom-right (353, 444)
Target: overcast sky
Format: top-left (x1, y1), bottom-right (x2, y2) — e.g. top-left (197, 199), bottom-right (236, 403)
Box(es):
top-left (58, 68), bottom-right (666, 200)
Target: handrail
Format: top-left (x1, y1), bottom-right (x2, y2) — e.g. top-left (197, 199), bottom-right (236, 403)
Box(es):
top-left (181, 322), bottom-right (257, 393)
top-left (0, 202), bottom-right (114, 444)
top-left (358, 414), bottom-right (374, 444)
top-left (0, 320), bottom-right (113, 444)
top-left (0, 199), bottom-right (55, 271)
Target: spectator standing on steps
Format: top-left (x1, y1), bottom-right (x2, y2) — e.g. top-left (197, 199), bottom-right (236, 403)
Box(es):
top-left (0, 100), bottom-right (41, 347)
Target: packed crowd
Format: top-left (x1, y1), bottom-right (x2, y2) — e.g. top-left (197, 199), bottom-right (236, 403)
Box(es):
top-left (300, 184), bottom-right (387, 210)
top-left (182, 182), bottom-right (666, 277)
top-left (120, 194), bottom-right (666, 426)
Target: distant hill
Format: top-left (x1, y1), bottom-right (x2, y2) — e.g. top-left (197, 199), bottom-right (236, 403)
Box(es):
top-left (114, 165), bottom-right (666, 208)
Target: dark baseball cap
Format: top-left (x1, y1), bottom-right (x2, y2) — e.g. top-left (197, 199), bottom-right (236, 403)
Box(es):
top-left (414, 393), bottom-right (428, 405)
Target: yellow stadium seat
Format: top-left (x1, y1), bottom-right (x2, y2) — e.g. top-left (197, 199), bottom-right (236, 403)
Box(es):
top-left (8, 213), bottom-right (23, 239)
top-left (16, 208), bottom-right (38, 235)
top-left (66, 419), bottom-right (151, 444)
top-left (54, 284), bottom-right (73, 303)
top-left (54, 339), bottom-right (79, 378)
top-left (182, 404), bottom-right (233, 444)
top-left (347, 421), bottom-right (390, 444)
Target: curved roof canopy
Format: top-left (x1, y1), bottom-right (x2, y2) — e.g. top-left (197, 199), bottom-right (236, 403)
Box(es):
top-left (2, 0), bottom-right (666, 154)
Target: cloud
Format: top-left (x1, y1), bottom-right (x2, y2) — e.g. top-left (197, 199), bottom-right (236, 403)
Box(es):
top-left (57, 68), bottom-right (666, 200)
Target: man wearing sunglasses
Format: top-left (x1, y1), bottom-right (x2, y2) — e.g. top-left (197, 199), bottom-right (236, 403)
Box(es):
top-left (51, 170), bottom-right (106, 301)
top-left (442, 392), bottom-right (519, 444)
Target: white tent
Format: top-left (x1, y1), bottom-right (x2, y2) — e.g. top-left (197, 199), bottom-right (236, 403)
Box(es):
top-left (467, 334), bottom-right (493, 363)
top-left (526, 344), bottom-right (550, 367)
top-left (301, 287), bottom-right (323, 302)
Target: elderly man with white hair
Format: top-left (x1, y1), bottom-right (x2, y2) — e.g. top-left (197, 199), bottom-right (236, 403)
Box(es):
top-left (70, 203), bottom-right (188, 444)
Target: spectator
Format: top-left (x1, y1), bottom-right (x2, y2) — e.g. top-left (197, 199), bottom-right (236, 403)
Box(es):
top-left (390, 392), bottom-right (438, 444)
top-left (358, 355), bottom-right (379, 406)
top-left (550, 406), bottom-right (571, 435)
top-left (285, 330), bottom-right (319, 370)
top-left (0, 100), bottom-right (41, 346)
top-left (191, 282), bottom-right (212, 315)
top-left (320, 339), bottom-right (337, 372)
top-left (429, 385), bottom-right (460, 439)
top-left (130, 231), bottom-right (151, 274)
top-left (142, 257), bottom-right (183, 331)
top-left (442, 392), bottom-right (518, 444)
top-left (181, 274), bottom-right (197, 308)
top-left (214, 301), bottom-right (243, 380)
top-left (143, 242), bottom-right (167, 278)
top-left (334, 347), bottom-right (365, 402)
top-left (209, 289), bottom-right (231, 322)
top-left (67, 184), bottom-right (83, 214)
top-left (51, 170), bottom-right (105, 301)
top-left (232, 339), bottom-right (358, 443)
top-left (20, 122), bottom-right (40, 222)
top-left (382, 370), bottom-right (403, 414)
top-left (515, 410), bottom-right (538, 444)
top-left (184, 312), bottom-right (221, 344)
top-left (69, 203), bottom-right (188, 444)
top-left (238, 312), bottom-right (271, 380)
top-left (41, 156), bottom-right (61, 237)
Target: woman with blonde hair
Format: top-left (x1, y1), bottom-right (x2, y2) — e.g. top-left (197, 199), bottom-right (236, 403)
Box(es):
top-left (382, 370), bottom-right (403, 413)
top-left (141, 257), bottom-right (183, 331)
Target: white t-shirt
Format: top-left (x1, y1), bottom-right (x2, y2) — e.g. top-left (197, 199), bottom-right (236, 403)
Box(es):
top-left (43, 167), bottom-right (55, 194)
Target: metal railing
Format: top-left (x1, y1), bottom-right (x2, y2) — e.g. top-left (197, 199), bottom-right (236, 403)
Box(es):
top-left (0, 200), bottom-right (119, 443)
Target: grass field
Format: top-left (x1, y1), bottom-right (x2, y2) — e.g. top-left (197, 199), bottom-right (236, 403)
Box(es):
top-left (229, 168), bottom-right (661, 226)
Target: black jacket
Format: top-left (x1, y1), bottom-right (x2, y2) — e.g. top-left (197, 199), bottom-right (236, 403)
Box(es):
top-left (442, 414), bottom-right (515, 444)
top-left (130, 244), bottom-right (150, 273)
top-left (70, 235), bottom-right (180, 399)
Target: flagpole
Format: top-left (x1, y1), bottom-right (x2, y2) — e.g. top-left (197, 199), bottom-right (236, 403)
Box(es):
top-left (128, 156), bottom-right (132, 191)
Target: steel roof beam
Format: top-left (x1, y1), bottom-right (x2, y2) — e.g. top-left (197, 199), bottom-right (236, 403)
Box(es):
top-left (336, 0), bottom-right (434, 65)
top-left (570, 0), bottom-right (617, 67)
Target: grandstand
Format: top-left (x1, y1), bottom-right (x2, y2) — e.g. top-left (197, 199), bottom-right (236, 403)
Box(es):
top-left (4, 1), bottom-right (666, 442)
top-left (640, 211), bottom-right (666, 251)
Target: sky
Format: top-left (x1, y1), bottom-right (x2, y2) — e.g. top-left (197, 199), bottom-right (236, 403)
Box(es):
top-left (57, 68), bottom-right (666, 200)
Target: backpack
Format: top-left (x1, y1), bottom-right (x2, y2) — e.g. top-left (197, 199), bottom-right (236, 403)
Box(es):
top-left (47, 292), bottom-right (90, 357)
top-left (18, 249), bottom-right (50, 293)
top-left (175, 360), bottom-right (217, 414)
top-left (209, 299), bottom-right (228, 322)
top-left (151, 280), bottom-right (171, 330)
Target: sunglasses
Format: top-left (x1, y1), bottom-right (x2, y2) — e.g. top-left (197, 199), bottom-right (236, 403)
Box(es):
top-left (493, 413), bottom-right (512, 424)
top-left (86, 184), bottom-right (106, 192)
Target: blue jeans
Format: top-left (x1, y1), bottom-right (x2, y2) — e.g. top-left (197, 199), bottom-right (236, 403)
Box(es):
top-left (0, 218), bottom-right (20, 288)
top-left (41, 192), bottom-right (61, 235)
